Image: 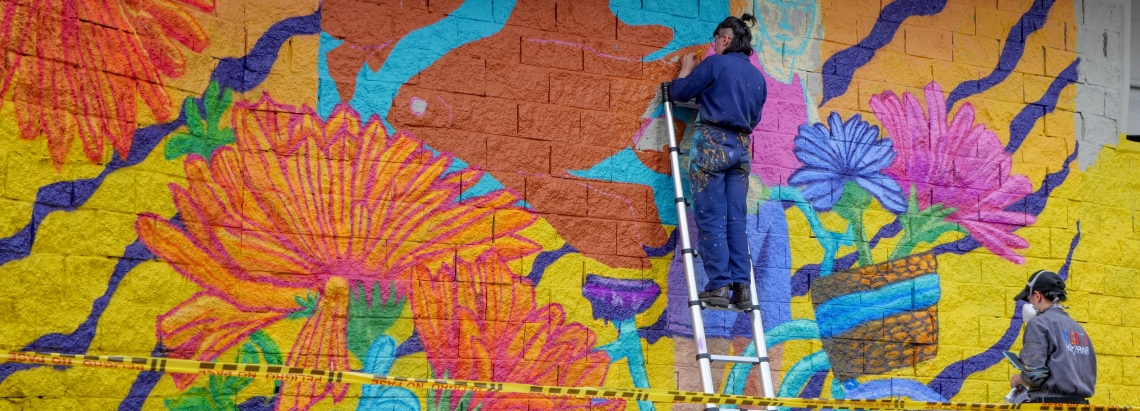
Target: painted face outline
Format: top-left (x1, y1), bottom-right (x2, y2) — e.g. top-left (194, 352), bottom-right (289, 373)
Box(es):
top-left (755, 0), bottom-right (817, 59)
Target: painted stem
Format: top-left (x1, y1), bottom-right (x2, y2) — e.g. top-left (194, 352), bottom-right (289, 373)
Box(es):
top-left (850, 212), bottom-right (874, 267)
top-left (769, 187), bottom-right (854, 277)
top-left (834, 182), bottom-right (875, 267)
top-left (889, 223), bottom-right (960, 260)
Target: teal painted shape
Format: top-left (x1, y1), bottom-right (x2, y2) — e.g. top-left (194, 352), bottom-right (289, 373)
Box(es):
top-left (814, 274), bottom-right (941, 339)
top-left (643, 0), bottom-right (697, 17)
top-left (610, 0), bottom-right (727, 61)
top-left (723, 319), bottom-right (820, 396)
top-left (832, 377), bottom-right (846, 399)
top-left (568, 147), bottom-right (677, 225)
top-left (455, 171), bottom-right (528, 208)
top-left (778, 350), bottom-right (831, 397)
top-left (347, 0), bottom-right (516, 126)
top-left (597, 319), bottom-right (655, 411)
top-left (459, 172), bottom-right (512, 203)
top-left (421, 141), bottom-right (526, 208)
top-left (318, 32), bottom-right (345, 118)
top-left (358, 336), bottom-right (420, 411)
top-left (770, 186), bottom-right (854, 277)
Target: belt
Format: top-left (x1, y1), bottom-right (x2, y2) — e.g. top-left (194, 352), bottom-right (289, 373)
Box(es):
top-left (697, 122), bottom-right (751, 135)
top-left (1028, 396), bottom-right (1089, 404)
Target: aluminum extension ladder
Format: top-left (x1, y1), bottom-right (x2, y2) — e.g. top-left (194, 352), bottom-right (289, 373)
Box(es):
top-left (660, 82), bottom-right (776, 410)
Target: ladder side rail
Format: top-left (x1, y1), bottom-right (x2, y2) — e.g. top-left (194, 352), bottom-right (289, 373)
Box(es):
top-left (746, 247), bottom-right (777, 410)
top-left (661, 83), bottom-right (717, 405)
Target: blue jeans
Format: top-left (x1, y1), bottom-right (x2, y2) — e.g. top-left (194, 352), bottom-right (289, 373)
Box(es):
top-left (690, 124), bottom-right (751, 291)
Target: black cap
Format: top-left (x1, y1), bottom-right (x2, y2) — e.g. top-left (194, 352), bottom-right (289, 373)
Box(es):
top-left (1013, 270), bottom-right (1065, 302)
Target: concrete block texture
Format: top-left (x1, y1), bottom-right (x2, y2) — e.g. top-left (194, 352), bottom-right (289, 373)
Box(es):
top-left (0, 0), bottom-right (1137, 409)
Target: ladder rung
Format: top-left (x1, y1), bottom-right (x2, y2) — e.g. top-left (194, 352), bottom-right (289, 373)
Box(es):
top-left (673, 99), bottom-right (699, 109)
top-left (690, 300), bottom-right (754, 312)
top-left (708, 354), bottom-right (764, 364)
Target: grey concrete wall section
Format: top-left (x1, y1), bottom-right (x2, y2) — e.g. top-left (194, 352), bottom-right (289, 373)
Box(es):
top-left (1129, 0), bottom-right (1140, 134)
top-left (1077, 85), bottom-right (1105, 116)
top-left (1075, 0), bottom-right (1127, 170)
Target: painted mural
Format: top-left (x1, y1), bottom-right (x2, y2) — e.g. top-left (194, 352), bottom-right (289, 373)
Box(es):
top-left (0, 0), bottom-right (1136, 410)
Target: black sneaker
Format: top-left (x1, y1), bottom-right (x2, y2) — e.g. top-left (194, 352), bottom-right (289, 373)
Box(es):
top-left (731, 283), bottom-right (753, 310)
top-left (698, 285), bottom-right (731, 307)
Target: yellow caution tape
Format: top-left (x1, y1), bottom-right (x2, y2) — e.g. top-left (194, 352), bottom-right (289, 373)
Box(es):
top-left (1, 350), bottom-right (1131, 411)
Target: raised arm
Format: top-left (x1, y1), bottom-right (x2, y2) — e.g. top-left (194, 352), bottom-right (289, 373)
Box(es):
top-left (670, 55), bottom-right (714, 102)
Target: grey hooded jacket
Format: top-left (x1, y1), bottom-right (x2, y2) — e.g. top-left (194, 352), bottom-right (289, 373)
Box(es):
top-left (1019, 306), bottom-right (1096, 400)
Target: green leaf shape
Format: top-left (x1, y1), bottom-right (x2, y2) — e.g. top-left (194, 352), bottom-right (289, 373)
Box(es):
top-left (889, 186), bottom-right (966, 260)
top-left (347, 281), bottom-right (406, 361)
top-left (427, 372), bottom-right (484, 411)
top-left (165, 387), bottom-right (215, 411)
top-left (164, 81), bottom-right (236, 161)
top-left (833, 181), bottom-right (874, 267)
top-left (165, 331), bottom-right (282, 411)
top-left (248, 329), bottom-right (284, 365)
top-left (287, 292), bottom-right (319, 320)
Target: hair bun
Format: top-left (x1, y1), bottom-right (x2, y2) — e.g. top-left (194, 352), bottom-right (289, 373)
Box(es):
top-left (740, 13), bottom-right (757, 26)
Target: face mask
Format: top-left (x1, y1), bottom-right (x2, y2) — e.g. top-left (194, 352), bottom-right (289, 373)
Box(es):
top-left (1021, 271), bottom-right (1045, 323)
top-left (1021, 302), bottom-right (1040, 323)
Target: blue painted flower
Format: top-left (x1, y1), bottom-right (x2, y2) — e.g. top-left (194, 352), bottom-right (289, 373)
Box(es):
top-left (788, 112), bottom-right (906, 214)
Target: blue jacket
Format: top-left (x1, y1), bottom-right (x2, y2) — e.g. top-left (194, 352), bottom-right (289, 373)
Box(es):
top-left (670, 52), bottom-right (767, 134)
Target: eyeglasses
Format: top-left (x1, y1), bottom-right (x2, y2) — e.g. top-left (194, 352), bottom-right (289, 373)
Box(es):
top-left (713, 34), bottom-right (734, 41)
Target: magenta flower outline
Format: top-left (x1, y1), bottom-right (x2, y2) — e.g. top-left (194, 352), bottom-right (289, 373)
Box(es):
top-left (871, 82), bottom-right (1035, 264)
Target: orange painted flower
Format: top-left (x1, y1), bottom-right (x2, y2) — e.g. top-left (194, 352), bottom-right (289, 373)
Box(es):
top-left (136, 94), bottom-right (538, 411)
top-left (0, 0), bottom-right (213, 165)
top-left (411, 252), bottom-right (623, 411)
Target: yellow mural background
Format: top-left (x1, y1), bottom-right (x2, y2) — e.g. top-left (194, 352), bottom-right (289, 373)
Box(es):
top-left (0, 0), bottom-right (1136, 410)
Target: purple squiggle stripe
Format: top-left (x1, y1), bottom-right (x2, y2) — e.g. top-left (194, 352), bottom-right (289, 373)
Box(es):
top-left (945, 0), bottom-right (1057, 111)
top-left (0, 11), bottom-right (322, 266)
top-left (525, 243), bottom-right (578, 286)
top-left (0, 8), bottom-right (322, 406)
top-left (0, 238), bottom-right (156, 382)
top-left (1005, 58), bottom-right (1079, 154)
top-left (116, 343), bottom-right (166, 411)
top-left (928, 220), bottom-right (1079, 399)
top-left (819, 0), bottom-right (948, 106)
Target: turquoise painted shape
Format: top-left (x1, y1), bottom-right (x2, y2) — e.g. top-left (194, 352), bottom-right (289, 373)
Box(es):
top-left (769, 186), bottom-right (855, 277)
top-left (813, 274), bottom-right (941, 339)
top-left (597, 319), bottom-right (655, 411)
top-left (317, 32), bottom-right (345, 119)
top-left (347, 0), bottom-right (516, 127)
top-left (569, 147), bottom-right (678, 225)
top-left (722, 319), bottom-right (820, 397)
top-left (777, 350), bottom-right (831, 398)
top-left (610, 0), bottom-right (727, 61)
top-left (357, 336), bottom-right (420, 411)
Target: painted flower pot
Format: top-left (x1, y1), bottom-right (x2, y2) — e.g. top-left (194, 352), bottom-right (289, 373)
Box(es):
top-left (582, 274), bottom-right (661, 322)
top-left (809, 252), bottom-right (940, 382)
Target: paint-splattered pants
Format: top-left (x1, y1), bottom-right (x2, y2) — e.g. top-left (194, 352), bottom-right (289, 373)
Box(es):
top-left (690, 124), bottom-right (751, 291)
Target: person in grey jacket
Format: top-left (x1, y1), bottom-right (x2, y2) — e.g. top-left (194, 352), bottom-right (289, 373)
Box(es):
top-left (1010, 270), bottom-right (1096, 404)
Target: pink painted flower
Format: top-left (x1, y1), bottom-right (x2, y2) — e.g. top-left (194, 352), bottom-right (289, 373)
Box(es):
top-left (870, 82), bottom-right (1035, 263)
top-left (411, 252), bottom-right (623, 411)
top-left (136, 93), bottom-right (538, 411)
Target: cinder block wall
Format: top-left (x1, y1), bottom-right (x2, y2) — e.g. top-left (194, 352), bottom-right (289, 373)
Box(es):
top-left (0, 0), bottom-right (1136, 410)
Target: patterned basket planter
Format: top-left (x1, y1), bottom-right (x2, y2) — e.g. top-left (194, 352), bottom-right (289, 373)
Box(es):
top-left (809, 252), bottom-right (941, 382)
